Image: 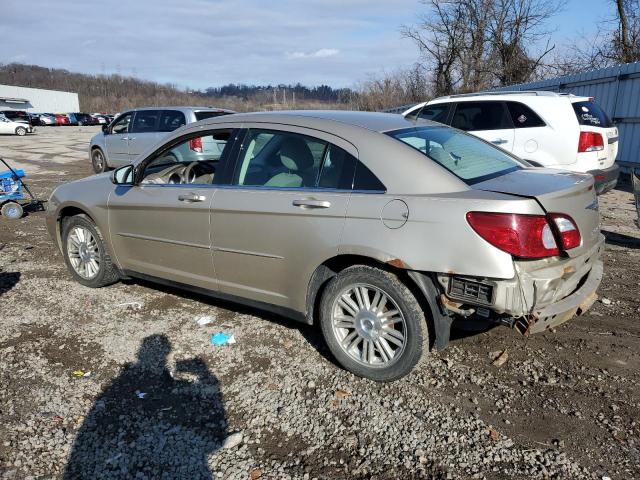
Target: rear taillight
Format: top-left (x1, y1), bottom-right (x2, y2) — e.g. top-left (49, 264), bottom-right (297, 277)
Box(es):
top-left (548, 213), bottom-right (581, 250)
top-left (466, 212), bottom-right (559, 259)
top-left (188, 137), bottom-right (203, 152)
top-left (578, 131), bottom-right (604, 152)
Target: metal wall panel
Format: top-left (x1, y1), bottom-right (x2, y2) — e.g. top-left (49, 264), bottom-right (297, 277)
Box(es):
top-left (493, 61), bottom-right (640, 166)
top-left (0, 84), bottom-right (79, 113)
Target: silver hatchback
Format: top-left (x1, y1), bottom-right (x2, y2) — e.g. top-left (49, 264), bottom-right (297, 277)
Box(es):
top-left (89, 106), bottom-right (235, 173)
top-left (49, 111), bottom-right (604, 381)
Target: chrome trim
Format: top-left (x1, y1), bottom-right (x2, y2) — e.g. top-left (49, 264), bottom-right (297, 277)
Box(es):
top-left (213, 246), bottom-right (284, 259)
top-left (116, 232), bottom-right (210, 249)
top-left (137, 183), bottom-right (386, 194)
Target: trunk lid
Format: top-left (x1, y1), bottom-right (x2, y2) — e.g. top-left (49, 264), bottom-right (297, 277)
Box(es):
top-left (473, 168), bottom-right (601, 256)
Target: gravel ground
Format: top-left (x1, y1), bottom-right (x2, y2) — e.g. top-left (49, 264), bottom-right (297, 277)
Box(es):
top-left (0, 126), bottom-right (639, 480)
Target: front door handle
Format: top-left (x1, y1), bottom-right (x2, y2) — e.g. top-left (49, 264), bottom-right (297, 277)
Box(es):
top-left (121, 137), bottom-right (129, 141)
top-left (491, 138), bottom-right (508, 145)
top-left (178, 193), bottom-right (206, 202)
top-left (292, 199), bottom-right (331, 209)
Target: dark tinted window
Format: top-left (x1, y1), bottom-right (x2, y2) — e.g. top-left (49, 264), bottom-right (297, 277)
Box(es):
top-left (159, 110), bottom-right (186, 132)
top-left (451, 102), bottom-right (511, 131)
top-left (194, 111), bottom-right (231, 121)
top-left (572, 101), bottom-right (613, 127)
top-left (318, 145), bottom-right (356, 190)
top-left (418, 103), bottom-right (450, 123)
top-left (507, 102), bottom-right (545, 128)
top-left (130, 110), bottom-right (161, 133)
top-left (353, 162), bottom-right (386, 191)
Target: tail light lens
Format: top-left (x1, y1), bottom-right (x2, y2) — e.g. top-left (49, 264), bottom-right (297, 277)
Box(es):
top-left (548, 213), bottom-right (581, 250)
top-left (578, 131), bottom-right (604, 152)
top-left (188, 137), bottom-right (203, 153)
top-left (466, 212), bottom-right (559, 258)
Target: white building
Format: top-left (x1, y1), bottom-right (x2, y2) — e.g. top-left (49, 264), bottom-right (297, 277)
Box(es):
top-left (0, 84), bottom-right (79, 113)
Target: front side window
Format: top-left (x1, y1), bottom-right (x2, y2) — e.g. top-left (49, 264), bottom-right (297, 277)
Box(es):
top-left (451, 102), bottom-right (512, 131)
top-left (141, 129), bottom-right (233, 185)
top-left (111, 113), bottom-right (132, 134)
top-left (388, 126), bottom-right (521, 184)
top-left (234, 129), bottom-right (336, 188)
top-left (131, 110), bottom-right (161, 133)
top-left (159, 110), bottom-right (186, 132)
top-left (418, 103), bottom-right (450, 123)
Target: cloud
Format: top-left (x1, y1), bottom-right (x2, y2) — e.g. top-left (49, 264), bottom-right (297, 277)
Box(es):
top-left (287, 48), bottom-right (340, 60)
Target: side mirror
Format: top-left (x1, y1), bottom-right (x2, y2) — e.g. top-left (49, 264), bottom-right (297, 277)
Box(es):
top-left (111, 165), bottom-right (134, 185)
top-left (102, 124), bottom-right (109, 134)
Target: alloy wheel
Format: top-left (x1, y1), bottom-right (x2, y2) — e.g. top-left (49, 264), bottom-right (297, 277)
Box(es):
top-left (331, 283), bottom-right (407, 367)
top-left (66, 226), bottom-right (100, 279)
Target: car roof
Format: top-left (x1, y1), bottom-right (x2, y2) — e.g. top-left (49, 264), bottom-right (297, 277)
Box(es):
top-left (198, 110), bottom-right (439, 133)
top-left (127, 106), bottom-right (235, 113)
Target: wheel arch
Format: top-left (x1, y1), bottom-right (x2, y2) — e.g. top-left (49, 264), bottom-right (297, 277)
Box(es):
top-left (305, 254), bottom-right (452, 351)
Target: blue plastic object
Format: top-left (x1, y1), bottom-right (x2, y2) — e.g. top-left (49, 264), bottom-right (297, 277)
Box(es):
top-left (0, 169), bottom-right (25, 202)
top-left (210, 332), bottom-right (233, 346)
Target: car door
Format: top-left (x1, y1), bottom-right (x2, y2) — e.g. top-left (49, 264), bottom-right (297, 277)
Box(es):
top-left (108, 127), bottom-right (240, 291)
top-left (104, 112), bottom-right (133, 167)
top-left (0, 117), bottom-right (12, 134)
top-left (450, 101), bottom-right (515, 152)
top-left (127, 110), bottom-right (163, 161)
top-left (211, 126), bottom-right (357, 312)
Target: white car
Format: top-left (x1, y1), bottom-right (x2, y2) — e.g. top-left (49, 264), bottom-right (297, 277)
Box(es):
top-left (403, 91), bottom-right (619, 194)
top-left (0, 115), bottom-right (33, 136)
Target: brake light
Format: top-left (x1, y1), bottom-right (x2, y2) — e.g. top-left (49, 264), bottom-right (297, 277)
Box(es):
top-left (466, 212), bottom-right (559, 258)
top-left (548, 213), bottom-right (581, 250)
top-left (188, 137), bottom-right (203, 152)
top-left (578, 132), bottom-right (604, 152)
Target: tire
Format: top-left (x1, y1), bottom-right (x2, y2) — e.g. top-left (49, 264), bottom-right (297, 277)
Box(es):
top-left (319, 265), bottom-right (428, 382)
top-left (78, 121), bottom-right (84, 126)
top-left (1, 202), bottom-right (24, 219)
top-left (15, 126), bottom-right (26, 136)
top-left (61, 214), bottom-right (120, 288)
top-left (91, 148), bottom-right (107, 174)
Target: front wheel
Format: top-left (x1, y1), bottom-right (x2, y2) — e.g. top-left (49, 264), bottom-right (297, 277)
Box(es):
top-left (61, 215), bottom-right (120, 287)
top-left (1, 202), bottom-right (24, 219)
top-left (15, 126), bottom-right (26, 136)
top-left (91, 148), bottom-right (107, 174)
top-left (319, 265), bottom-right (428, 382)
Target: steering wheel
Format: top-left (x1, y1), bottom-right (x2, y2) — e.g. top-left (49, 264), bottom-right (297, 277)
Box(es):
top-left (182, 161), bottom-right (199, 184)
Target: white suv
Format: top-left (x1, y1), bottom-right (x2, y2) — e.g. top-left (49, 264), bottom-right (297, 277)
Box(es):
top-left (403, 91), bottom-right (619, 194)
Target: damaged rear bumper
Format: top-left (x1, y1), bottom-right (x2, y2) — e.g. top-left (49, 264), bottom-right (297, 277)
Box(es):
top-left (437, 234), bottom-right (605, 334)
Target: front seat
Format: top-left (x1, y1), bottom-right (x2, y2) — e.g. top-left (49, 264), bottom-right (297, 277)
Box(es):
top-left (265, 137), bottom-right (315, 188)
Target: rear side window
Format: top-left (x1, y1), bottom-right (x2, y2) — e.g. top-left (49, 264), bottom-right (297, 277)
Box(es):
top-left (388, 126), bottom-right (521, 184)
top-left (159, 110), bottom-right (186, 132)
top-left (451, 102), bottom-right (511, 131)
top-left (353, 162), bottom-right (386, 191)
top-left (418, 103), bottom-right (450, 123)
top-left (506, 102), bottom-right (545, 128)
top-left (131, 110), bottom-right (161, 133)
top-left (572, 101), bottom-right (613, 128)
top-left (194, 111), bottom-right (231, 121)
top-left (318, 144), bottom-right (357, 190)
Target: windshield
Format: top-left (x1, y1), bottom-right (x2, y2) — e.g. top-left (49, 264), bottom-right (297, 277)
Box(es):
top-left (387, 126), bottom-right (522, 184)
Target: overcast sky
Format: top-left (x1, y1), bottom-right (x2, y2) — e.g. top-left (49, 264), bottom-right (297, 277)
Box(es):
top-left (0, 0), bottom-right (613, 90)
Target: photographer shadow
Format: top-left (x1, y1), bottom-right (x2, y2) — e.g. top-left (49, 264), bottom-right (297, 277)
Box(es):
top-left (64, 334), bottom-right (226, 480)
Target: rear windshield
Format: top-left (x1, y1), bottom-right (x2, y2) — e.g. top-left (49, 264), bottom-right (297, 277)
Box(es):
top-left (572, 101), bottom-right (613, 128)
top-left (194, 111), bottom-right (231, 121)
top-left (387, 126), bottom-right (521, 184)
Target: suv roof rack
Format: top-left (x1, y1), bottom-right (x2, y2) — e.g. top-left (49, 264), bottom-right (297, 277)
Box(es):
top-left (432, 91), bottom-right (565, 101)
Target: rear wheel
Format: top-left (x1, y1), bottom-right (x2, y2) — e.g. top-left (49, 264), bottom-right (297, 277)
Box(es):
top-left (1, 202), bottom-right (24, 219)
top-left (61, 215), bottom-right (120, 287)
top-left (15, 126), bottom-right (26, 136)
top-left (91, 148), bottom-right (107, 174)
top-left (319, 265), bottom-right (428, 381)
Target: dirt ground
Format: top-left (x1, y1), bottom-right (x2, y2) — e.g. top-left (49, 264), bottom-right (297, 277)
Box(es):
top-left (0, 126), bottom-right (639, 480)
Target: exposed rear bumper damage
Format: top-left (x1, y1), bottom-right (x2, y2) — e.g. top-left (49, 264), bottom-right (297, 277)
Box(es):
top-left (436, 234), bottom-right (605, 336)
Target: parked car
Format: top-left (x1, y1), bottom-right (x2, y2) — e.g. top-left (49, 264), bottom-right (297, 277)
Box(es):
top-left (88, 106), bottom-right (234, 173)
top-left (0, 114), bottom-right (34, 135)
top-left (91, 114), bottom-right (109, 125)
top-left (74, 113), bottom-right (99, 126)
top-left (48, 111), bottom-right (604, 381)
top-left (54, 114), bottom-right (70, 126)
top-left (0, 110), bottom-right (32, 126)
top-left (37, 113), bottom-right (58, 126)
top-left (403, 91), bottom-right (620, 194)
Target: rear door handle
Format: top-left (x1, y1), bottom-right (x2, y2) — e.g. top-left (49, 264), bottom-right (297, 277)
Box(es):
top-left (491, 138), bottom-right (508, 145)
top-left (178, 193), bottom-right (206, 202)
top-left (292, 199), bottom-right (331, 209)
